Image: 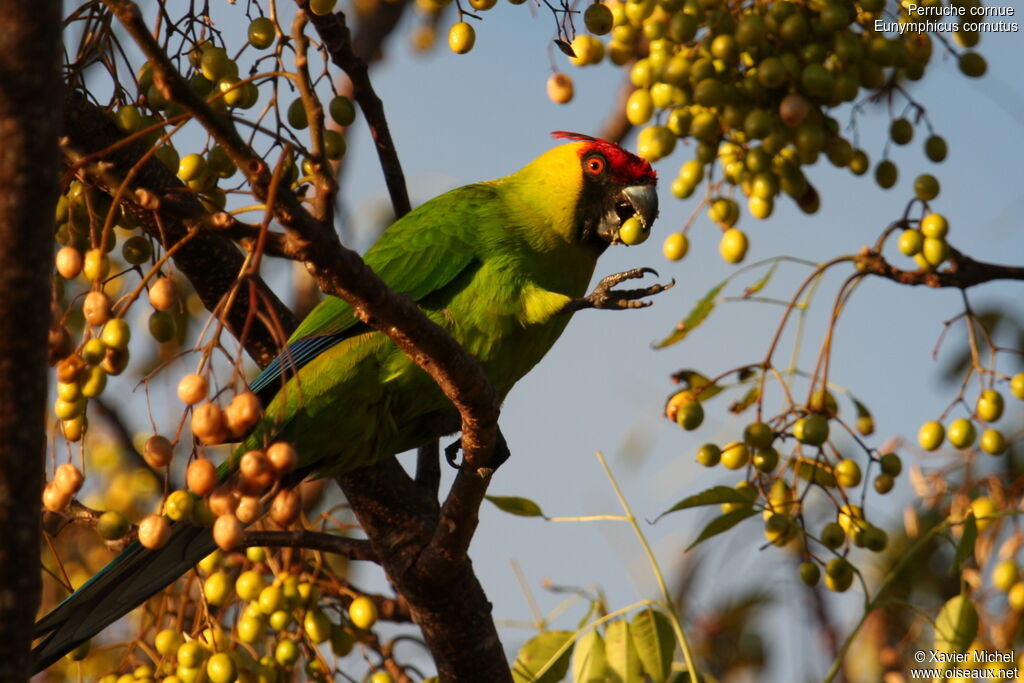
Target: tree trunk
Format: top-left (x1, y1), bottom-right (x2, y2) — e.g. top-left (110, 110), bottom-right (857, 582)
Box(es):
top-left (0, 0), bottom-right (63, 680)
top-left (339, 460), bottom-right (513, 682)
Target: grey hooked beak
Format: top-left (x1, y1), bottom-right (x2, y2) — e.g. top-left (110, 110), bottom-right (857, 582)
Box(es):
top-left (597, 183), bottom-right (660, 244)
top-left (621, 183), bottom-right (659, 229)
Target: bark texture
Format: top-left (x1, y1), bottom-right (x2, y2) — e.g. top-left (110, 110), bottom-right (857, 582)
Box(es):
top-left (0, 0), bottom-right (63, 680)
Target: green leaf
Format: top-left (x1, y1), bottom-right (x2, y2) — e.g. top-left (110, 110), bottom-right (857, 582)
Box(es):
top-left (485, 495), bottom-right (546, 519)
top-left (743, 261), bottom-right (778, 296)
top-left (512, 630), bottom-right (574, 683)
top-left (687, 508), bottom-right (758, 551)
top-left (952, 513), bottom-right (977, 574)
top-left (571, 630), bottom-right (606, 683)
top-left (630, 608), bottom-right (676, 683)
top-left (655, 486), bottom-right (756, 522)
top-left (934, 594), bottom-right (979, 656)
top-left (852, 396), bottom-right (871, 419)
top-left (605, 620), bottom-right (642, 683)
top-left (728, 384), bottom-right (761, 414)
top-left (671, 370), bottom-right (723, 402)
top-left (654, 279), bottom-right (728, 348)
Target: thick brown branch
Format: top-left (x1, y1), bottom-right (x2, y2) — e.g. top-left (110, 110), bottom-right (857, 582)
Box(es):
top-left (62, 91), bottom-right (297, 365)
top-left (856, 248), bottom-right (1024, 288)
top-left (240, 528), bottom-right (378, 563)
top-left (103, 5), bottom-right (500, 477)
top-left (338, 461), bottom-right (511, 682)
top-left (113, 0), bottom-right (500, 471)
top-left (0, 1), bottom-right (60, 677)
top-left (301, 1), bottom-right (411, 218)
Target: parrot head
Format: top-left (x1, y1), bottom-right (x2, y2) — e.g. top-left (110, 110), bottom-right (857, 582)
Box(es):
top-left (552, 131), bottom-right (658, 247)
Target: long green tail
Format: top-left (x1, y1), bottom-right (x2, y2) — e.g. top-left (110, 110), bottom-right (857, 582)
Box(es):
top-left (32, 521), bottom-right (216, 673)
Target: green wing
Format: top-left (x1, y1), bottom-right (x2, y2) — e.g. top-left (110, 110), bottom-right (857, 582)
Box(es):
top-left (249, 183), bottom-right (495, 395)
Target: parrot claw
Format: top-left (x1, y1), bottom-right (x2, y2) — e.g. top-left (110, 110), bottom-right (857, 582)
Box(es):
top-left (563, 268), bottom-right (675, 313)
top-left (444, 429), bottom-right (511, 474)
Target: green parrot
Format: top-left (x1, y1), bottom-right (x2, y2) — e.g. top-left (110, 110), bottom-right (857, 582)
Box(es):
top-left (32, 132), bottom-right (660, 671)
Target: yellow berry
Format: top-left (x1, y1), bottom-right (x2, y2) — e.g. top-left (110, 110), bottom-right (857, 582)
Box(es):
top-left (448, 22), bottom-right (475, 54)
top-left (662, 233), bottom-right (689, 261)
top-left (718, 228), bottom-right (748, 264)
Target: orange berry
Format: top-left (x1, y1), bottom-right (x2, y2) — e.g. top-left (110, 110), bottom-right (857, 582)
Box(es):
top-left (187, 458), bottom-right (218, 496)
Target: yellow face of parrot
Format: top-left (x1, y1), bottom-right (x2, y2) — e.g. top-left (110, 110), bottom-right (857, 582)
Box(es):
top-left (507, 131), bottom-right (659, 250)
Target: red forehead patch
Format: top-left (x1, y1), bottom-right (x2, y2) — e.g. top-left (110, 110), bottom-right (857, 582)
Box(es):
top-left (552, 131), bottom-right (657, 184)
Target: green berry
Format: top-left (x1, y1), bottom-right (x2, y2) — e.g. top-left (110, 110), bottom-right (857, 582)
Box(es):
top-left (676, 400), bottom-right (704, 430)
top-left (793, 415), bottom-right (829, 446)
top-left (258, 585), bottom-right (283, 615)
top-left (889, 118), bottom-right (913, 145)
top-left (743, 421), bottom-right (774, 449)
top-left (914, 174), bottom-right (940, 201)
top-left (248, 17), bottom-right (275, 49)
top-left (925, 135), bottom-right (948, 162)
top-left (752, 447), bottom-right (779, 473)
top-left (695, 443), bottom-right (721, 467)
top-left (820, 522), bottom-right (845, 549)
top-left (863, 525), bottom-right (888, 552)
top-left (764, 513), bottom-right (796, 546)
top-left (97, 510), bottom-right (129, 540)
top-left (584, 3), bottom-right (614, 34)
top-left (121, 235), bottom-right (152, 265)
top-left (875, 160), bottom-right (898, 189)
top-left (879, 452), bottom-right (902, 476)
top-left (328, 95), bottom-right (356, 127)
top-left (799, 561), bottom-right (820, 586)
top-left (824, 558), bottom-right (853, 592)
top-left (286, 100), bottom-right (308, 130)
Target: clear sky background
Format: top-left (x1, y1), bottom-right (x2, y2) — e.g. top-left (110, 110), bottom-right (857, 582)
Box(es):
top-left (86, 2), bottom-right (1024, 679)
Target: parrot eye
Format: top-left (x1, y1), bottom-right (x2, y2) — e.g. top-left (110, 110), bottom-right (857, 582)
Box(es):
top-left (585, 156), bottom-right (606, 176)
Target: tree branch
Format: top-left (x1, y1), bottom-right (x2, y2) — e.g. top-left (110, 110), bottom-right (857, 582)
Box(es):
top-left (0, 2), bottom-right (61, 678)
top-left (300, 0), bottom-right (411, 218)
top-left (61, 90), bottom-right (298, 365)
top-left (856, 248), bottom-right (1024, 288)
top-left (104, 1), bottom-right (499, 477)
top-left (240, 528), bottom-right (378, 563)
